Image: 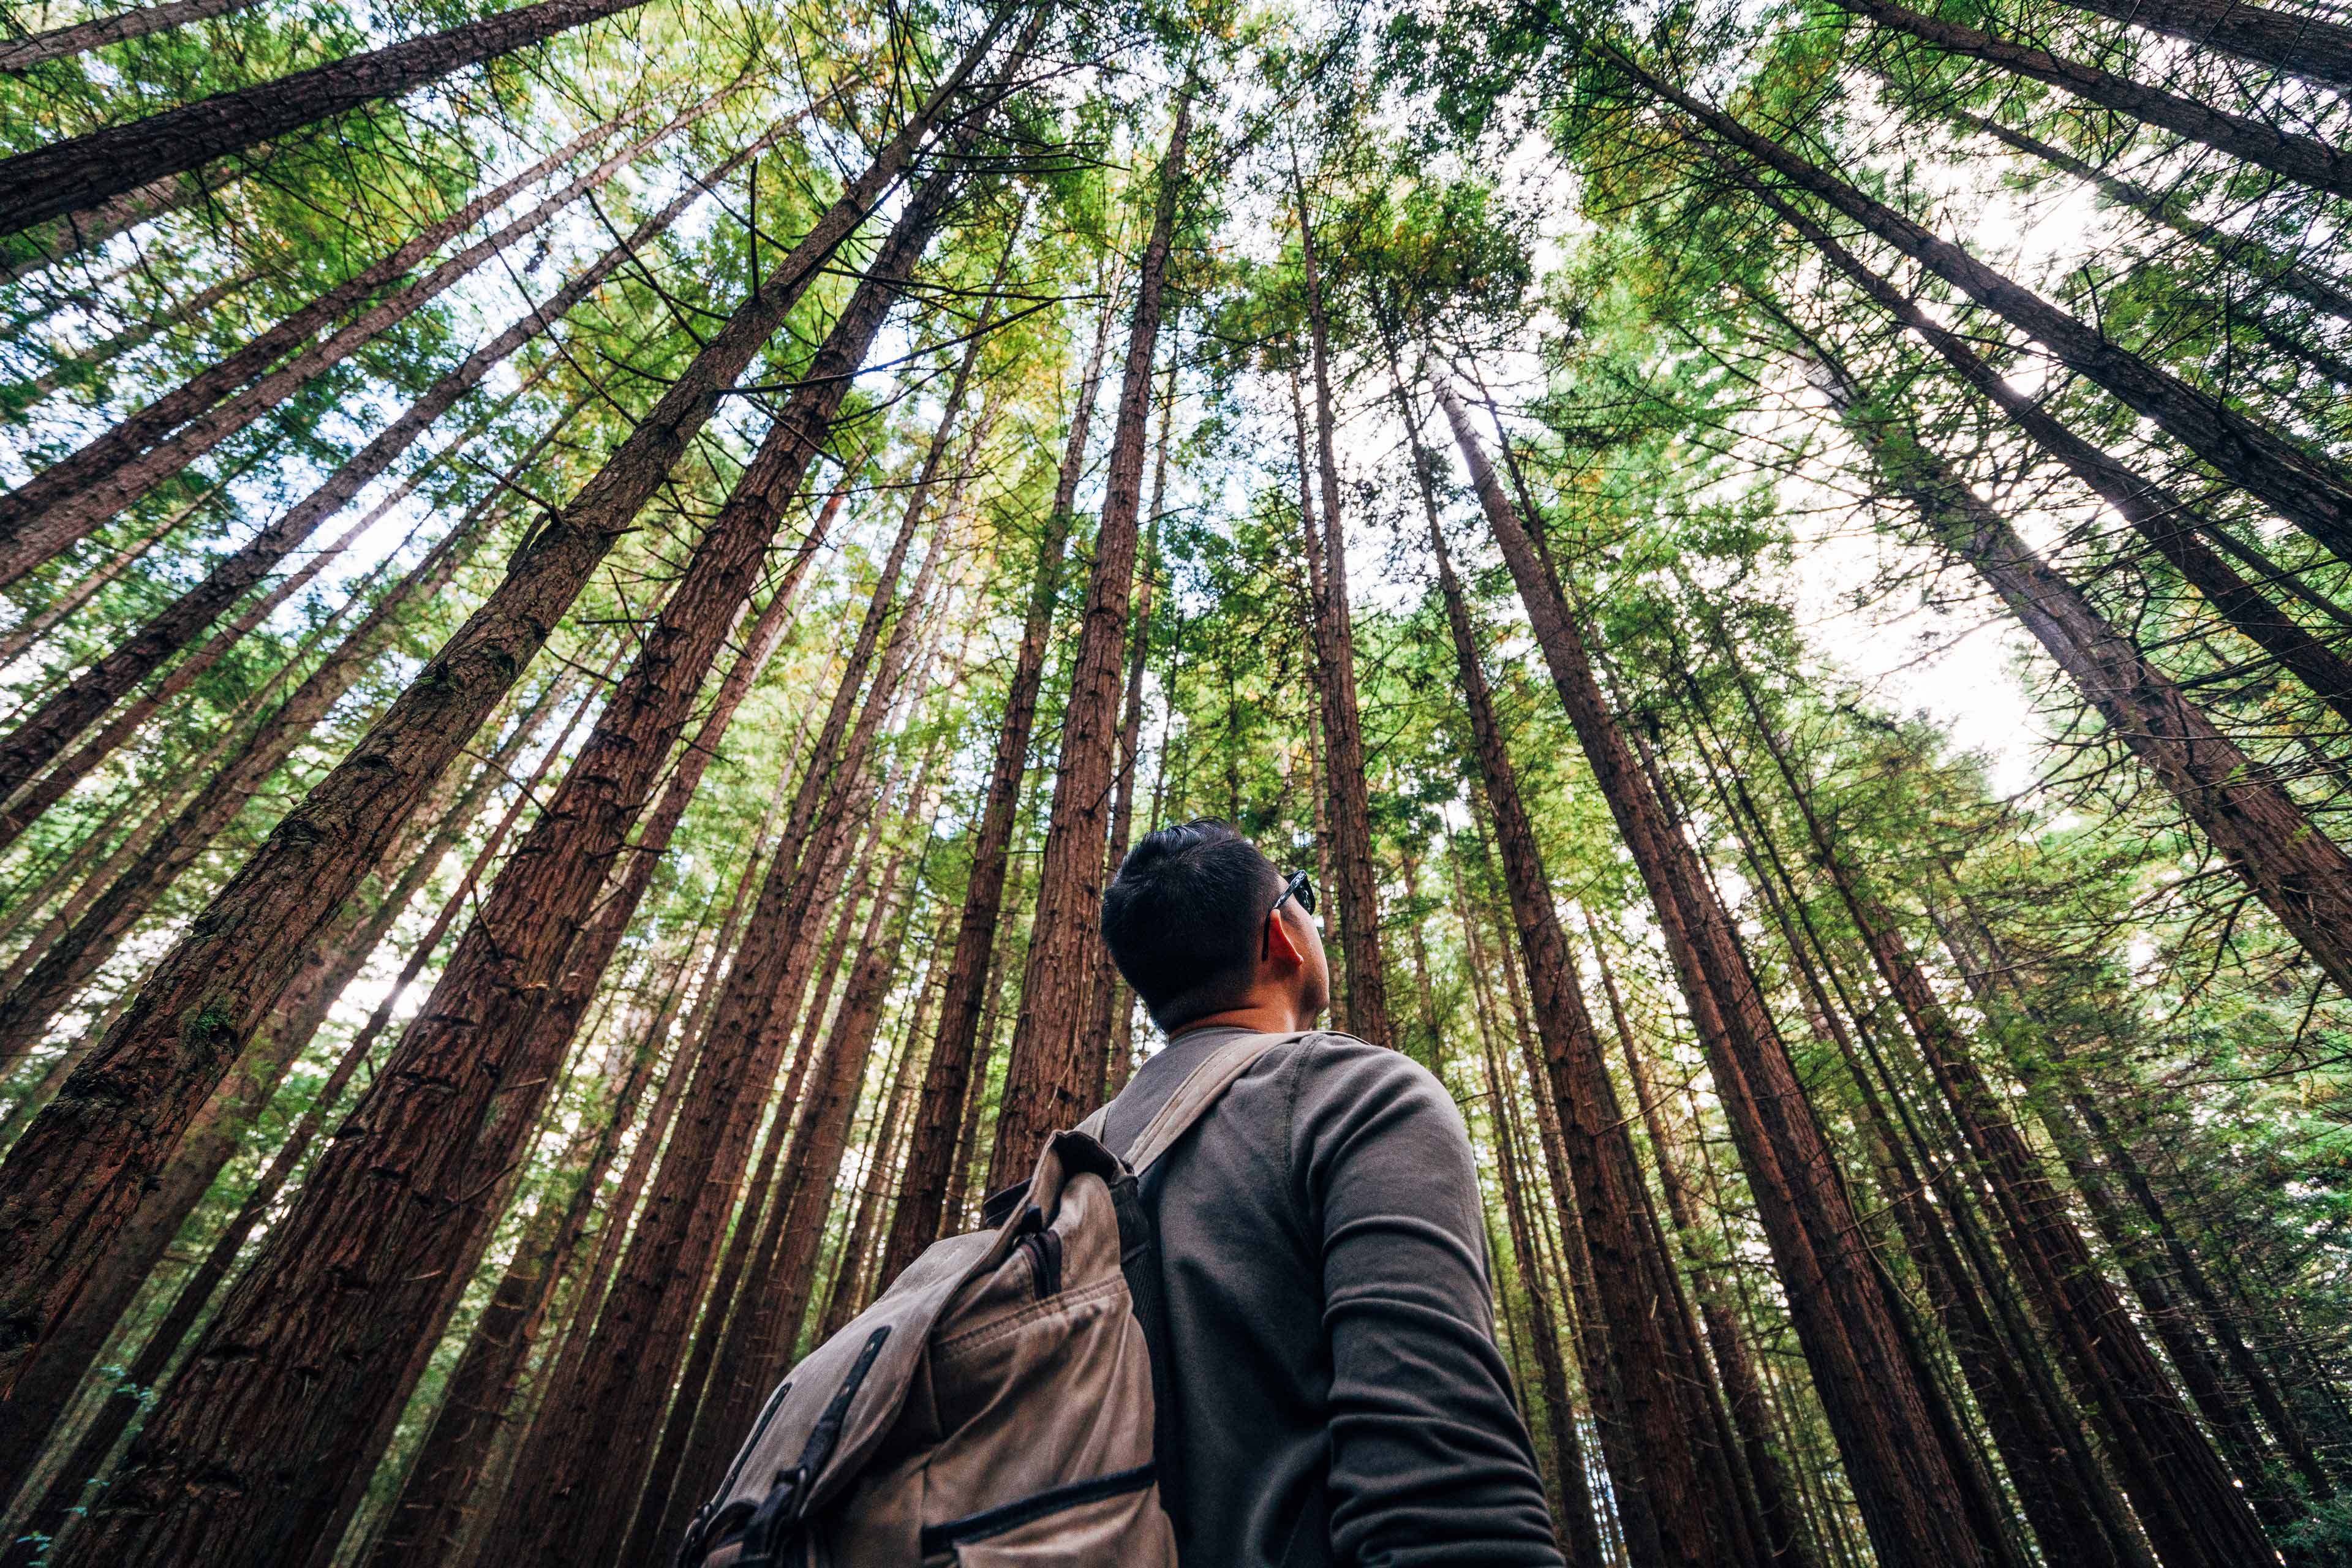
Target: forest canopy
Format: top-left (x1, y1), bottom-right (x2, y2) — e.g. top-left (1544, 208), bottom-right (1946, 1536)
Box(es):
top-left (1, 0), bottom-right (2350, 1562)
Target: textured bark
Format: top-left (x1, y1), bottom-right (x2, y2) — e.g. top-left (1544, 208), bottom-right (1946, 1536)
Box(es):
top-left (1796, 338), bottom-right (2352, 998)
top-left (7, 97), bottom-right (718, 565)
top-left (1425, 506), bottom-right (1737, 1568)
top-left (53, 169), bottom-right (952, 1566)
top-left (0, 31), bottom-right (998, 1439)
top-left (990, 92), bottom-right (1191, 1189)
top-left (1833, 0), bottom-right (2352, 197)
top-left (2055, 0), bottom-right (2352, 88)
top-left (940, 895), bottom-right (1016, 1231)
top-left (875, 269), bottom-right (1117, 1283)
top-left (476, 280), bottom-right (976, 1568)
top-left (1604, 40), bottom-right (2352, 562)
top-left (0, 676), bottom-right (564, 1502)
top-left (1294, 179), bottom-right (1391, 1050)
top-left (1436, 375), bottom-right (1995, 1568)
top-left (0, 117), bottom-right (625, 587)
top-left (816, 957), bottom-right (936, 1340)
top-left (0, 466), bottom-right (244, 671)
top-left (0, 0), bottom-right (654, 236)
top-left (0, 172), bottom-right (210, 281)
top-left (1744, 191), bottom-right (2352, 729)
top-left (0, 0), bottom-right (267, 71)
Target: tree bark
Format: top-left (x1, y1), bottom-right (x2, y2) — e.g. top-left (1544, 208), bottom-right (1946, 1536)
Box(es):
top-left (1435, 373), bottom-right (1997, 1568)
top-left (0, 0), bottom-right (657, 236)
top-left (990, 89), bottom-right (1192, 1189)
top-left (1294, 165), bottom-right (1393, 1049)
top-left (0, 30), bottom-right (1008, 1448)
top-left (816, 956), bottom-right (935, 1339)
top-left (0, 0), bottom-right (268, 72)
top-left (1600, 38), bottom-right (2352, 563)
top-left (0, 115), bottom-right (627, 588)
top-left (876, 258), bottom-right (1118, 1280)
top-left (0, 467), bottom-right (238, 671)
top-left (2058, 0), bottom-right (2352, 93)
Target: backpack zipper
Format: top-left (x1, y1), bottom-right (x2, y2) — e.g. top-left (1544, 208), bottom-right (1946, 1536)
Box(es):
top-left (1017, 1229), bottom-right (1062, 1298)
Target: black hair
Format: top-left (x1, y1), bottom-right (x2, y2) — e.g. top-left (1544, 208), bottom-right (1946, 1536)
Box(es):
top-left (1099, 819), bottom-right (1283, 1031)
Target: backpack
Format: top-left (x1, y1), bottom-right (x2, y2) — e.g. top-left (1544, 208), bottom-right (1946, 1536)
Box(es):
top-left (675, 1029), bottom-right (1302, 1567)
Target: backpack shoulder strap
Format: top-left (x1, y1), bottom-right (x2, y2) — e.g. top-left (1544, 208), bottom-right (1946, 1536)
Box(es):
top-left (1121, 1030), bottom-right (1306, 1173)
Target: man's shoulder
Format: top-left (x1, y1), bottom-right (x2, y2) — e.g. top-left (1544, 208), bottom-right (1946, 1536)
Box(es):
top-left (1278, 1032), bottom-right (1461, 1122)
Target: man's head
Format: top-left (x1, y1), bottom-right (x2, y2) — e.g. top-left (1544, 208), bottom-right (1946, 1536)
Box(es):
top-left (1099, 819), bottom-right (1330, 1034)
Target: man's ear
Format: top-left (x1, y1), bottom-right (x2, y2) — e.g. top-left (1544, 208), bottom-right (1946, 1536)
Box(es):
top-left (1264, 907), bottom-right (1305, 970)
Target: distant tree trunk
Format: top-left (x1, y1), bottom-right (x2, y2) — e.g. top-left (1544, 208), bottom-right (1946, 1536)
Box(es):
top-left (816, 956), bottom-right (937, 1338)
top-left (1600, 40), bottom-right (2352, 563)
top-left (0, 42), bottom-right (1002, 1450)
top-left (1287, 371), bottom-right (1344, 1030)
top-left (1792, 334), bottom-right (2352, 1000)
top-left (12, 268), bottom-right (258, 406)
top-left (878, 266), bottom-right (1118, 1281)
top-left (0, 0), bottom-right (658, 236)
top-left (0, 469), bottom-right (238, 670)
top-left (44, 170), bottom-right (959, 1568)
top-left (941, 897), bottom-right (1017, 1230)
top-left (1088, 364), bottom-right (1172, 1097)
top-left (1947, 107), bottom-right (2352, 326)
top-left (1738, 197), bottom-right (2352, 729)
top-left (475, 321), bottom-right (979, 1568)
top-left (1435, 373), bottom-right (1997, 1568)
top-left (1830, 0), bottom-right (2352, 197)
top-left (990, 91), bottom-right (1193, 1189)
top-left (1294, 168), bottom-right (1393, 1049)
top-left (0, 171), bottom-right (216, 281)
top-left (2053, 0), bottom-right (2352, 87)
top-left (2, 97), bottom-right (720, 567)
top-left (0, 0), bottom-right (268, 71)
top-left (0, 116), bottom-right (625, 587)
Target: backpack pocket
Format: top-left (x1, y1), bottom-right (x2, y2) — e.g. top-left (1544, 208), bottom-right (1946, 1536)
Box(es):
top-left (921, 1465), bottom-right (1169, 1565)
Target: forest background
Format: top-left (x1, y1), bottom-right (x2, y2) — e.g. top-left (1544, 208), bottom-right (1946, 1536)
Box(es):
top-left (0, 0), bottom-right (2347, 1564)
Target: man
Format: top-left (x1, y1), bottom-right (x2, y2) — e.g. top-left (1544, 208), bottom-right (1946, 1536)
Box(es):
top-left (1096, 819), bottom-right (1564, 1567)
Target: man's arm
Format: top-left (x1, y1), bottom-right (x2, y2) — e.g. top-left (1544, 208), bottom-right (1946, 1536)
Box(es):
top-left (1291, 1037), bottom-right (1567, 1567)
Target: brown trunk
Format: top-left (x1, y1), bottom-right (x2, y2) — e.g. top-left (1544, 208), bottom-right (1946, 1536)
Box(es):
top-left (0, 32), bottom-right (1011, 1445)
top-left (45, 168), bottom-right (962, 1568)
top-left (1436, 375), bottom-right (1995, 1568)
top-left (1422, 456), bottom-right (1736, 1568)
top-left (990, 92), bottom-right (1192, 1188)
top-left (1740, 197), bottom-right (2352, 729)
top-left (0, 0), bottom-right (656, 236)
top-left (13, 268), bottom-right (258, 406)
top-left (0, 116), bottom-right (627, 587)
top-left (1, 172), bottom-right (211, 281)
top-left (2062, 0), bottom-right (2352, 92)
top-left (1294, 168), bottom-right (1392, 1049)
top-left (0, 0), bottom-right (269, 71)
top-left (1600, 39), bottom-right (2352, 562)
top-left (1793, 332), bottom-right (2352, 998)
top-left (476, 328), bottom-right (982, 1568)
top-left (941, 890), bottom-right (1017, 1231)
top-left (0, 124), bottom-right (762, 823)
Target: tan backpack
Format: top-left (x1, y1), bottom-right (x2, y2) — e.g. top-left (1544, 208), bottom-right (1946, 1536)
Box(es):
top-left (676, 1029), bottom-right (1300, 1567)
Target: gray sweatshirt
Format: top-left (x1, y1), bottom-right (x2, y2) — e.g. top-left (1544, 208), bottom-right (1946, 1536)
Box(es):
top-left (1098, 1025), bottom-right (1566, 1568)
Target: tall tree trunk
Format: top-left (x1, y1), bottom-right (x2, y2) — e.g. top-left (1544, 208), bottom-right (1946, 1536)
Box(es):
top-left (4, 96), bottom-right (720, 566)
top-left (1792, 332), bottom-right (2352, 999)
top-left (1292, 167), bottom-right (1393, 1048)
top-left (475, 328), bottom-right (979, 1568)
top-left (1737, 196), bottom-right (2352, 729)
top-left (2052, 0), bottom-right (2352, 88)
top-left (816, 955), bottom-right (936, 1339)
top-left (1286, 369), bottom-right (1345, 1031)
top-left (877, 264), bottom-right (1118, 1280)
top-left (0, 467), bottom-right (238, 669)
top-left (0, 32), bottom-right (1013, 1446)
top-left (989, 91), bottom-right (1192, 1188)
top-left (1599, 39), bottom-right (2352, 562)
top-left (1830, 0), bottom-right (2352, 197)
top-left (0, 171), bottom-right (214, 281)
top-left (1434, 373), bottom-right (1997, 1568)
top-left (0, 0), bottom-right (270, 72)
top-left (0, 0), bottom-right (659, 236)
top-left (941, 887), bottom-right (1017, 1231)
top-left (0, 115), bottom-right (628, 587)
top-left (41, 169), bottom-right (959, 1568)
top-left (1423, 503), bottom-right (1740, 1568)
top-left (13, 268), bottom-right (258, 407)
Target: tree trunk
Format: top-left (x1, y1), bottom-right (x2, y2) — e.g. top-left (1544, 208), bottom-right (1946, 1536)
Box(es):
top-left (0, 171), bottom-right (212, 281)
top-left (0, 34), bottom-right (1008, 1449)
top-left (1294, 166), bottom-right (1393, 1049)
top-left (0, 115), bottom-right (627, 588)
top-left (0, 467), bottom-right (237, 670)
top-left (472, 307), bottom-right (979, 1568)
top-left (990, 91), bottom-right (1193, 1189)
top-left (1601, 39), bottom-right (2352, 563)
top-left (5, 96), bottom-right (720, 567)
top-left (57, 179), bottom-right (946, 1564)
top-left (0, 0), bottom-right (268, 72)
top-left (2056, 0), bottom-right (2352, 92)
top-left (0, 0), bottom-right (657, 236)
top-left (816, 954), bottom-right (937, 1340)
top-left (1793, 333), bottom-right (2352, 998)
top-left (1435, 374), bottom-right (1997, 1568)
top-left (12, 268), bottom-right (258, 407)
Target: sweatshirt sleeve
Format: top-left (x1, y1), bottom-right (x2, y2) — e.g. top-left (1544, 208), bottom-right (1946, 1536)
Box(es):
top-left (1289, 1036), bottom-right (1566, 1567)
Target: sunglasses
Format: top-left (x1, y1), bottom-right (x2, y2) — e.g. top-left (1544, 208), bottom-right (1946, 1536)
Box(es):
top-left (1264, 869), bottom-right (1317, 958)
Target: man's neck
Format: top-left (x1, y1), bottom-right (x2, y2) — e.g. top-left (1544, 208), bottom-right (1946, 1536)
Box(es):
top-left (1175, 996), bottom-right (1316, 1038)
